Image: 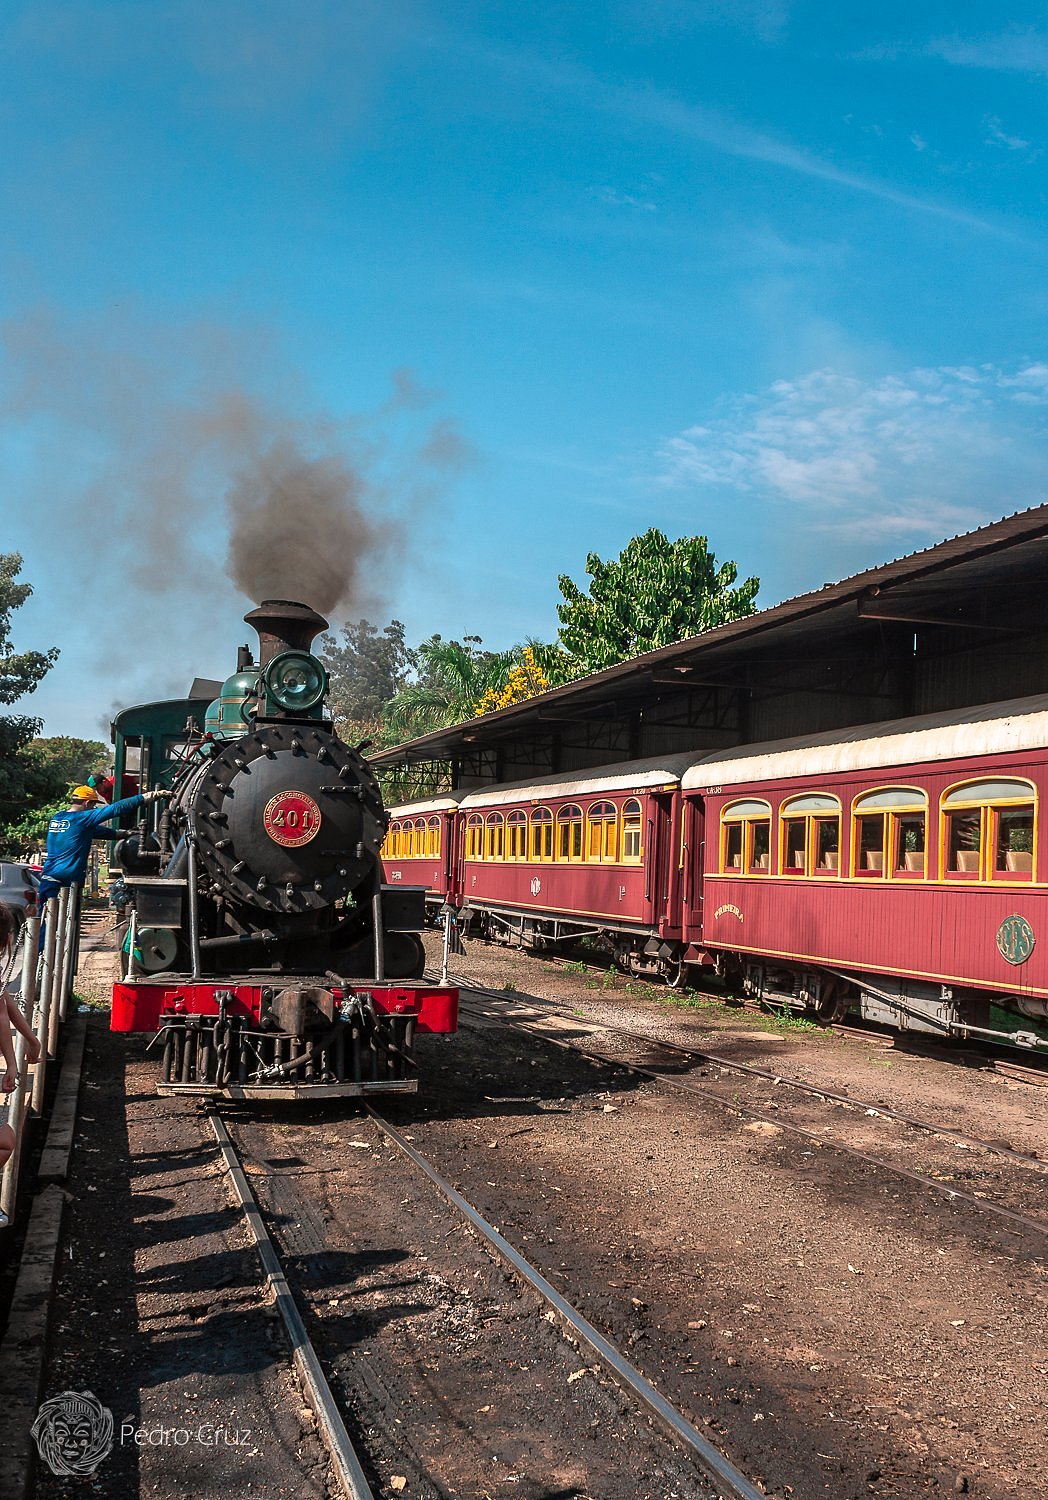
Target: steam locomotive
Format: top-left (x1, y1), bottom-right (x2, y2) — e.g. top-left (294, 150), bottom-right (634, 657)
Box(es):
top-left (109, 599), bottom-right (458, 1098)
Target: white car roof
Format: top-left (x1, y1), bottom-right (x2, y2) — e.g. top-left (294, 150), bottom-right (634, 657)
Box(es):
top-left (385, 792), bottom-right (469, 818)
top-left (680, 692), bottom-right (1048, 792)
top-left (457, 752), bottom-right (701, 810)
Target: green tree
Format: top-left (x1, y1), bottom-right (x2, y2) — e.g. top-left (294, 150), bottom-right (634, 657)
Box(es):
top-left (556, 529), bottom-right (759, 674)
top-left (0, 737), bottom-right (109, 854)
top-left (0, 555), bottom-right (60, 855)
top-left (382, 635), bottom-right (516, 743)
top-left (319, 618), bottom-right (414, 733)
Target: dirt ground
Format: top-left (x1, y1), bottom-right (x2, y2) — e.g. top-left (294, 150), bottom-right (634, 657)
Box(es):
top-left (30, 929), bottom-right (1048, 1499)
top-left (33, 940), bottom-right (730, 1500)
top-left (429, 934), bottom-right (1048, 1164)
top-left (407, 930), bottom-right (1048, 1499)
top-left (229, 1109), bottom-right (727, 1500)
top-left (35, 1018), bottom-right (332, 1499)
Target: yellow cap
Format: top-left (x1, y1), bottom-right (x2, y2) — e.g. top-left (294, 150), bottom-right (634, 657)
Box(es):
top-left (71, 785), bottom-right (104, 804)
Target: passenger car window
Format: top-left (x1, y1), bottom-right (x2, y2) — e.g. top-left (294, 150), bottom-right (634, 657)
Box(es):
top-left (851, 788), bottom-right (927, 879)
top-left (465, 815), bottom-right (484, 860)
top-left (780, 794), bottom-right (841, 877)
top-left (507, 810), bottom-right (527, 860)
top-left (941, 779), bottom-right (1036, 882)
top-left (621, 799), bottom-right (643, 863)
top-left (587, 802), bottom-right (618, 861)
top-left (557, 805), bottom-right (583, 861)
top-left (720, 799), bottom-right (772, 876)
top-left (530, 807), bottom-right (553, 861)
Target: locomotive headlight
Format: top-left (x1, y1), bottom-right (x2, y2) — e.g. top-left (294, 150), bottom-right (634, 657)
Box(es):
top-left (264, 651), bottom-right (328, 712)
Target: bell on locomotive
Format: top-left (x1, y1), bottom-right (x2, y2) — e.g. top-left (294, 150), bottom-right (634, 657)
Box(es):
top-left (109, 599), bottom-right (459, 1099)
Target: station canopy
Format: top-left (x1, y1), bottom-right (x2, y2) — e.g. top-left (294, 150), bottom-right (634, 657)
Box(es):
top-left (371, 505), bottom-right (1048, 795)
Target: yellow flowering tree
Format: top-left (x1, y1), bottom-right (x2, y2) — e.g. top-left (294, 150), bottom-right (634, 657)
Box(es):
top-left (474, 646), bottom-right (550, 715)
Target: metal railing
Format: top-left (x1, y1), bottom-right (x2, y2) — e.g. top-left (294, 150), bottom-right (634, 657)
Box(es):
top-left (1, 887), bottom-right (84, 1223)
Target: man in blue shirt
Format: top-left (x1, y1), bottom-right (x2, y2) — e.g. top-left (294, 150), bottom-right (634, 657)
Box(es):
top-left (39, 785), bottom-right (169, 907)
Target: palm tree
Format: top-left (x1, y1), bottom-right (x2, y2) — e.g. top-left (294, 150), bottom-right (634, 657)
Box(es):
top-left (382, 636), bottom-right (516, 743)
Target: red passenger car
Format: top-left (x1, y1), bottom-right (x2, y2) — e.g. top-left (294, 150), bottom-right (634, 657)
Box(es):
top-left (381, 793), bottom-right (466, 919)
top-left (681, 694), bottom-right (1048, 1043)
top-left (401, 757), bottom-right (698, 981)
top-left (390, 695), bottom-right (1048, 1049)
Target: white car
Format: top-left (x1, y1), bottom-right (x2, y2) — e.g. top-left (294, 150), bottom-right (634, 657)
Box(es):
top-left (0, 862), bottom-right (40, 942)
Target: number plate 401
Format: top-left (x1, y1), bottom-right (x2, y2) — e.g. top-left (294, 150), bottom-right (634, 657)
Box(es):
top-left (263, 791), bottom-right (322, 847)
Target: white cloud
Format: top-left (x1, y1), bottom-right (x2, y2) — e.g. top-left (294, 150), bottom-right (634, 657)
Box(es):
top-left (983, 114), bottom-right (1037, 155)
top-left (928, 29), bottom-right (1048, 76)
top-left (447, 38), bottom-right (1005, 236)
top-left (592, 185), bottom-right (658, 212)
top-left (657, 363), bottom-right (1048, 544)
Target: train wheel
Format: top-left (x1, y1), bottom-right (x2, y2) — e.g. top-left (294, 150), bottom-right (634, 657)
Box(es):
top-left (384, 931), bottom-right (426, 980)
top-left (666, 958), bottom-right (690, 989)
top-left (814, 975), bottom-right (850, 1024)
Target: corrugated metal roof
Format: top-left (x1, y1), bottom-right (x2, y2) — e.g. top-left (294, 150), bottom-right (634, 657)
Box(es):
top-left (371, 503), bottom-right (1048, 768)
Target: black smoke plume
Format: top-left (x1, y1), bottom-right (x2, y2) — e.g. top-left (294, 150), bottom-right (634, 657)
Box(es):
top-left (225, 441), bottom-right (390, 615)
top-left (0, 308), bottom-right (475, 710)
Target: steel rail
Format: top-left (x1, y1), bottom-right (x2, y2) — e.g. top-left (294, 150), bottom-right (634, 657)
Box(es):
top-left (443, 981), bottom-right (1048, 1241)
top-left (208, 1110), bottom-right (377, 1500)
top-left (441, 976), bottom-right (1045, 1171)
top-left (495, 949), bottom-right (1048, 1070)
top-left (366, 1106), bottom-right (766, 1500)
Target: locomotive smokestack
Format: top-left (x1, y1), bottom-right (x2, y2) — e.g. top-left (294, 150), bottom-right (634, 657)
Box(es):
top-left (244, 599), bottom-right (328, 668)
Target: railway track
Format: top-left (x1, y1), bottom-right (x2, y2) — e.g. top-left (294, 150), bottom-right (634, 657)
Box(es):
top-left (439, 973), bottom-right (1045, 1169)
top-left (209, 1104), bottom-right (767, 1500)
top-left (526, 948), bottom-right (1048, 1077)
top-left (433, 971), bottom-right (1048, 1242)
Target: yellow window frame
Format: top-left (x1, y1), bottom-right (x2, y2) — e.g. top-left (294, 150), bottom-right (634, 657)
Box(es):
top-left (507, 810), bottom-right (527, 861)
top-left (485, 813), bottom-right (505, 862)
top-left (530, 807), bottom-right (553, 862)
top-left (465, 815), bottom-right (484, 861)
top-left (849, 787), bottom-right (927, 880)
top-left (586, 801), bottom-right (618, 862)
top-left (719, 799), bottom-right (772, 876)
top-left (621, 798), bottom-right (643, 864)
top-left (779, 796), bottom-right (842, 877)
top-left (557, 805), bottom-right (584, 862)
top-left (939, 779), bottom-right (1037, 883)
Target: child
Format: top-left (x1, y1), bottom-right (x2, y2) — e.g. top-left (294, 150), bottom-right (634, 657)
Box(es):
top-left (0, 903), bottom-right (41, 1226)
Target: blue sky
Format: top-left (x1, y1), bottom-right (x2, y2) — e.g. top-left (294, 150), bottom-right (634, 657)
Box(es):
top-left (2, 1), bottom-right (1048, 739)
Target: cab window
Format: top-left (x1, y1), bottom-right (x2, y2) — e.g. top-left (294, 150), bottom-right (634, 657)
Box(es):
top-left (780, 794), bottom-right (841, 877)
top-left (942, 779), bottom-right (1036, 882)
